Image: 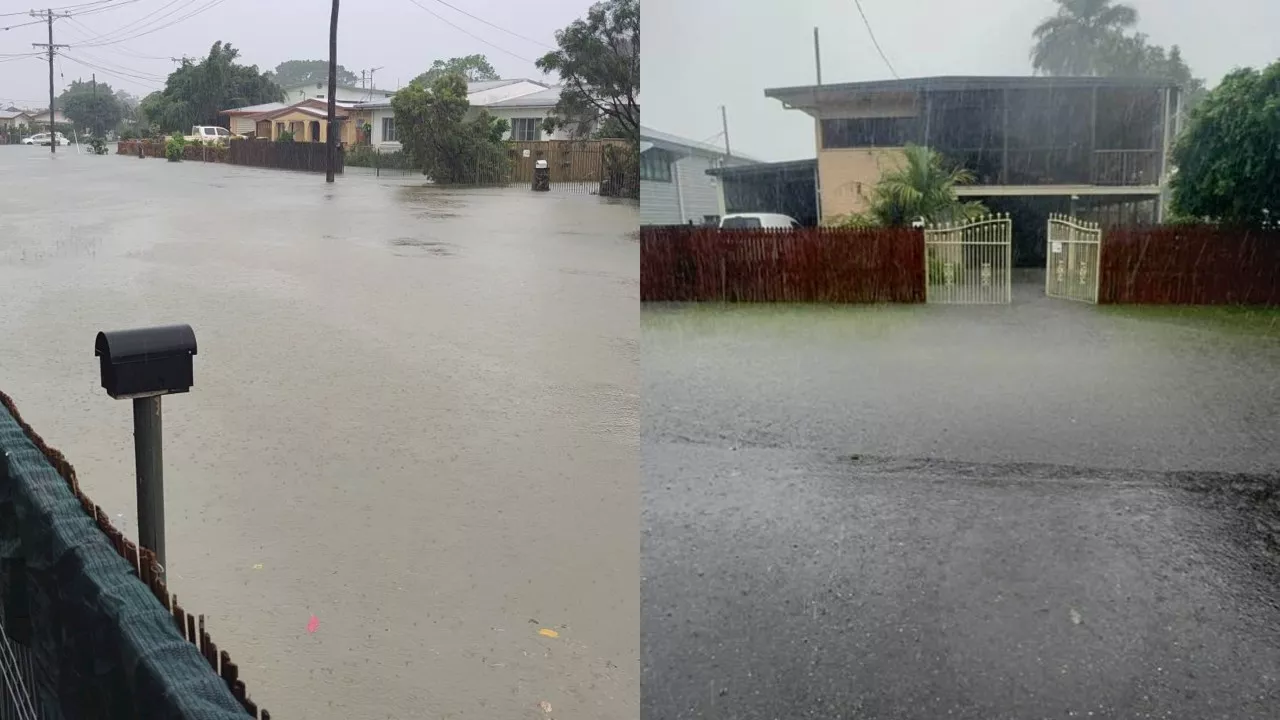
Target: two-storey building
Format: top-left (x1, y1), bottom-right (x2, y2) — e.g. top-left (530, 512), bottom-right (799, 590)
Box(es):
top-left (760, 75), bottom-right (1181, 265)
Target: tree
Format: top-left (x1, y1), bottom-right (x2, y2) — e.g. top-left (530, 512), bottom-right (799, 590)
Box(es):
top-left (410, 55), bottom-right (499, 86)
top-left (390, 73), bottom-right (511, 184)
top-left (269, 59), bottom-right (358, 89)
top-left (1031, 0), bottom-right (1138, 76)
top-left (139, 42), bottom-right (281, 132)
top-left (59, 80), bottom-right (123, 136)
top-left (1170, 61), bottom-right (1280, 224)
top-left (536, 0), bottom-right (638, 141)
top-left (832, 145), bottom-right (987, 227)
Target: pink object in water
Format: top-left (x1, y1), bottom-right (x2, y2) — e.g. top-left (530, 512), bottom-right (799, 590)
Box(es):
top-left (307, 615), bottom-right (319, 633)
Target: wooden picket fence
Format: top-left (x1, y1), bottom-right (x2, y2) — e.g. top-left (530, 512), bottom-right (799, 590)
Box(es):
top-left (641, 225), bottom-right (926, 303)
top-left (228, 138), bottom-right (342, 173)
top-left (1098, 224), bottom-right (1280, 305)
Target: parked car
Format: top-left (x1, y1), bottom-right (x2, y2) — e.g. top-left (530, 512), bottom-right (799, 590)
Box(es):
top-left (719, 213), bottom-right (802, 229)
top-left (184, 125), bottom-right (237, 144)
top-left (22, 132), bottom-right (70, 146)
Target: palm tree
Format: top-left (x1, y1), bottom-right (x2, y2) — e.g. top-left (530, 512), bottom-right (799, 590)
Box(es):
top-left (865, 145), bottom-right (987, 226)
top-left (1031, 0), bottom-right (1138, 76)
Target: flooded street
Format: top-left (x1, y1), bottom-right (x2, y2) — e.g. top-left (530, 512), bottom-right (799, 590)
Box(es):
top-left (0, 147), bottom-right (638, 719)
top-left (643, 296), bottom-right (1280, 718)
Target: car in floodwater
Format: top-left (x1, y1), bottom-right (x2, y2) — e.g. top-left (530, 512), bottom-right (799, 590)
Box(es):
top-left (22, 132), bottom-right (70, 146)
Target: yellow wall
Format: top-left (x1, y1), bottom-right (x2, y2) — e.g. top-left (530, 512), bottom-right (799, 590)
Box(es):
top-left (267, 112), bottom-right (350, 143)
top-left (817, 146), bottom-right (907, 222)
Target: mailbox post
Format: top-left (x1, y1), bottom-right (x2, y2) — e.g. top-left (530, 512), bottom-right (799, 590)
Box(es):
top-left (94, 324), bottom-right (197, 583)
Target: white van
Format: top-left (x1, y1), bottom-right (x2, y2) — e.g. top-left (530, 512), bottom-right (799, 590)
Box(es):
top-left (719, 213), bottom-right (801, 229)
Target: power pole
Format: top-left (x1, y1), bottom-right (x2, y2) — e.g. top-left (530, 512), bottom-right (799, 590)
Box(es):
top-left (326, 0), bottom-right (339, 183)
top-left (720, 105), bottom-right (731, 157)
top-left (813, 27), bottom-right (823, 85)
top-left (367, 66), bottom-right (383, 100)
top-left (91, 73), bottom-right (96, 137)
top-left (31, 8), bottom-right (69, 155)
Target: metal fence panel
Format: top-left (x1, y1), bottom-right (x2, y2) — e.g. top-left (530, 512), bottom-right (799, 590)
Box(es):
top-left (924, 215), bottom-right (1012, 304)
top-left (1045, 214), bottom-right (1102, 304)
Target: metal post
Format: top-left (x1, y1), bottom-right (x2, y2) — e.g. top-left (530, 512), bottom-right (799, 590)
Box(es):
top-left (133, 395), bottom-right (166, 581)
top-left (813, 27), bottom-right (822, 85)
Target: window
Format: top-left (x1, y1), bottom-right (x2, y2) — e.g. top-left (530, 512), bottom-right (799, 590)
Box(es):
top-left (275, 122), bottom-right (285, 137)
top-left (511, 118), bottom-right (542, 142)
top-left (215, 127), bottom-right (229, 136)
top-left (640, 150), bottom-right (672, 182)
top-left (821, 117), bottom-right (917, 149)
top-left (382, 117), bottom-right (397, 143)
top-left (720, 217), bottom-right (762, 229)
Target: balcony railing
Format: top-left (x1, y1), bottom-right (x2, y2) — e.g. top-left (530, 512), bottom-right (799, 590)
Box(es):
top-left (1091, 150), bottom-right (1161, 186)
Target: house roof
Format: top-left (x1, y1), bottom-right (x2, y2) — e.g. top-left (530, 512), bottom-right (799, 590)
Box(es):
top-left (766, 75), bottom-right (1180, 110)
top-left (221, 101), bottom-right (288, 116)
top-left (282, 82), bottom-right (391, 95)
top-left (485, 86), bottom-right (562, 108)
top-left (353, 78), bottom-right (549, 109)
top-left (253, 104), bottom-right (350, 122)
top-left (640, 126), bottom-right (759, 164)
top-left (705, 158), bottom-right (817, 179)
top-left (0, 109), bottom-right (30, 119)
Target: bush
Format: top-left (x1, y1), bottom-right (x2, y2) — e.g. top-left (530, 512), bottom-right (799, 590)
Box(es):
top-left (276, 129), bottom-right (294, 143)
top-left (90, 137), bottom-right (108, 155)
top-left (164, 132), bottom-right (185, 161)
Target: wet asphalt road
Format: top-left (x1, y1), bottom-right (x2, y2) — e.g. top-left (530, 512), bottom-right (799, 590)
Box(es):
top-left (0, 147), bottom-right (639, 719)
top-left (643, 289), bottom-right (1280, 718)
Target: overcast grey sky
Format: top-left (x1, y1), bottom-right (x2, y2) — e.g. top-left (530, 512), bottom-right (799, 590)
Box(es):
top-left (0, 0), bottom-right (580, 108)
top-left (643, 0), bottom-right (1280, 162)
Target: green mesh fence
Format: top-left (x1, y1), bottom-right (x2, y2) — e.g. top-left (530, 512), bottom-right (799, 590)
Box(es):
top-left (0, 392), bottom-right (262, 719)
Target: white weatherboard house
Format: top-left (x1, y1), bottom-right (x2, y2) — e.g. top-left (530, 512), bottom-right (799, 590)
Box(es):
top-left (640, 127), bottom-right (757, 226)
top-left (281, 83), bottom-right (393, 105)
top-left (356, 79), bottom-right (575, 150)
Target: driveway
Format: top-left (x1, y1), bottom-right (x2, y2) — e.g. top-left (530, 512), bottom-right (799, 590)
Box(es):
top-left (642, 289), bottom-right (1280, 718)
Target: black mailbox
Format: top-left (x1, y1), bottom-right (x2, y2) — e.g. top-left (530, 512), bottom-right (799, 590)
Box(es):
top-left (94, 324), bottom-right (197, 399)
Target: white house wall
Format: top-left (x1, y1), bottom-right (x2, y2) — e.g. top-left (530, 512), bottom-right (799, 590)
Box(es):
top-left (641, 153), bottom-right (725, 226)
top-left (285, 85), bottom-right (391, 104)
top-left (473, 107), bottom-right (573, 141)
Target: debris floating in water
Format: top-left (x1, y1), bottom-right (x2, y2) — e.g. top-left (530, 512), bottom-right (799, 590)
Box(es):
top-left (537, 628), bottom-right (559, 638)
top-left (307, 615), bottom-right (320, 633)
top-left (252, 563), bottom-right (263, 570)
top-left (538, 700), bottom-right (553, 713)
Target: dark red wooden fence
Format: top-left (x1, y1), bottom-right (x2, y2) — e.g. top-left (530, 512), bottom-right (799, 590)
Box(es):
top-left (641, 226), bottom-right (926, 303)
top-left (1099, 225), bottom-right (1280, 305)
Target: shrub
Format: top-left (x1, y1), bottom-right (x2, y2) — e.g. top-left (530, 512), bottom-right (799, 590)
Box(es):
top-left (276, 129), bottom-right (294, 143)
top-left (165, 132), bottom-right (185, 161)
top-left (90, 137), bottom-right (108, 155)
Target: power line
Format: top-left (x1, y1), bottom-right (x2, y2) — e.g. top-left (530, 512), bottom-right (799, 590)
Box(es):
top-left (403, 0), bottom-right (535, 64)
top-left (852, 0), bottom-right (898, 79)
top-left (426, 0), bottom-right (553, 50)
top-left (0, 1), bottom-right (117, 18)
top-left (76, 0), bottom-right (228, 49)
top-left (64, 17), bottom-right (175, 60)
top-left (61, 52), bottom-right (164, 86)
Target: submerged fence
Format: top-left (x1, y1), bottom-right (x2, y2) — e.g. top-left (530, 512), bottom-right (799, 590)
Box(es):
top-left (228, 139), bottom-right (341, 174)
top-left (1098, 225), bottom-right (1280, 304)
top-left (0, 390), bottom-right (269, 719)
top-left (641, 225), bottom-right (925, 303)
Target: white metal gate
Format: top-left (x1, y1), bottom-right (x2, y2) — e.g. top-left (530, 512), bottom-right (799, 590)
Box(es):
top-left (1045, 214), bottom-right (1102, 304)
top-left (923, 214), bottom-right (1012, 304)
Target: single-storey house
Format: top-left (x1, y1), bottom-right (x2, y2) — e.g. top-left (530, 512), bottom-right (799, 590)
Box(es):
top-left (220, 98), bottom-right (362, 143)
top-left (355, 79), bottom-right (573, 150)
top-left (27, 108), bottom-right (68, 127)
top-left (640, 126), bottom-right (757, 226)
top-left (221, 101), bottom-right (287, 136)
top-left (0, 109), bottom-right (33, 129)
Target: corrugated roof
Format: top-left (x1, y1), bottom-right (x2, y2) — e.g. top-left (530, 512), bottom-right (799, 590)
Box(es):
top-left (221, 101), bottom-right (287, 115)
top-left (766, 75), bottom-right (1179, 107)
top-left (640, 126), bottom-right (759, 163)
top-left (0, 109), bottom-right (30, 119)
top-left (485, 86), bottom-right (562, 108)
top-left (354, 78), bottom-right (547, 109)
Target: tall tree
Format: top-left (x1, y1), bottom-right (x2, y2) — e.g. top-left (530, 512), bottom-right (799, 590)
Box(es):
top-left (411, 55), bottom-right (500, 86)
top-left (1031, 0), bottom-right (1138, 76)
top-left (139, 42), bottom-right (281, 132)
top-left (536, 0), bottom-right (638, 141)
top-left (269, 59), bottom-right (359, 89)
top-left (391, 73), bottom-right (511, 183)
top-left (59, 79), bottom-right (123, 136)
top-left (864, 145), bottom-right (987, 226)
top-left (1170, 61), bottom-right (1280, 224)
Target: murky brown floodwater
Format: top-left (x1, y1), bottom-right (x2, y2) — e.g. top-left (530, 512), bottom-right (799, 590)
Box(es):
top-left (0, 148), bottom-right (638, 719)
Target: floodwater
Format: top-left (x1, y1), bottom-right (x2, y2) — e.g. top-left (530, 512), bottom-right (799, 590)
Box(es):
top-left (643, 295), bottom-right (1280, 718)
top-left (0, 147), bottom-right (638, 719)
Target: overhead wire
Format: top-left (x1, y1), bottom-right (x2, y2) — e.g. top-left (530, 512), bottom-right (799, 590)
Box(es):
top-left (425, 0), bottom-right (553, 50)
top-left (403, 0), bottom-right (536, 64)
top-left (852, 0), bottom-right (898, 79)
top-left (75, 0), bottom-right (228, 48)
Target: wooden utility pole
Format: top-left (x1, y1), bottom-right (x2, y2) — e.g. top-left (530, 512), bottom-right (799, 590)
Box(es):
top-left (326, 0), bottom-right (340, 183)
top-left (813, 27), bottom-right (822, 85)
top-left (720, 105), bottom-right (731, 157)
top-left (31, 9), bottom-right (68, 154)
